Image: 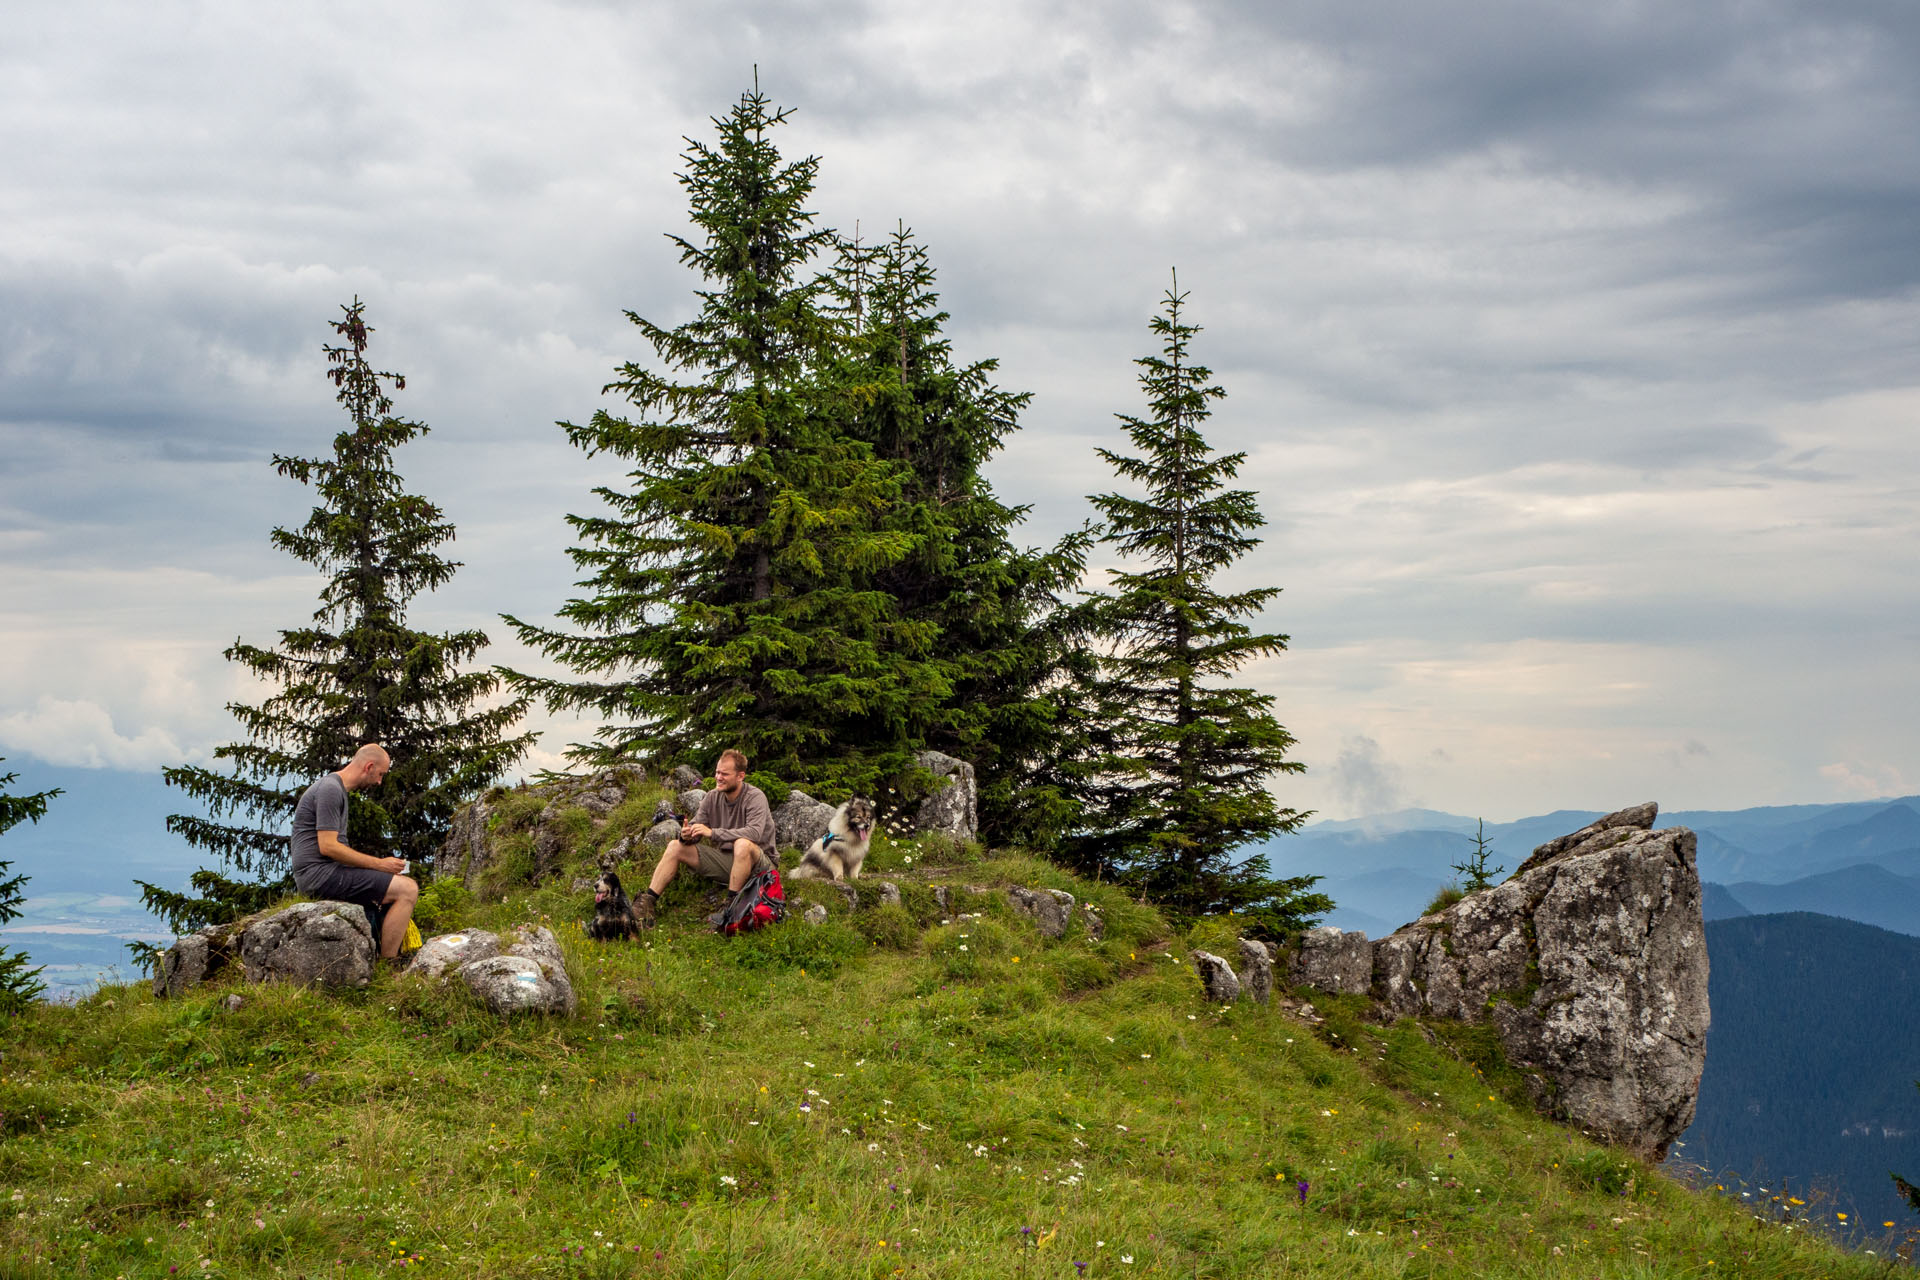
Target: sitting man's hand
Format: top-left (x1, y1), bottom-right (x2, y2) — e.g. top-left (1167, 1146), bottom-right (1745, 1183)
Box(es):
top-left (683, 822), bottom-right (712, 841)
top-left (377, 856), bottom-right (406, 873)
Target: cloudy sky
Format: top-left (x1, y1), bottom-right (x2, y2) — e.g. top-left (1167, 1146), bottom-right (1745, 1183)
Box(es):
top-left (3, 0), bottom-right (1916, 823)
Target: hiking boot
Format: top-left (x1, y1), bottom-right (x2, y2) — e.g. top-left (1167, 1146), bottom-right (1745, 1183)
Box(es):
top-left (634, 889), bottom-right (658, 930)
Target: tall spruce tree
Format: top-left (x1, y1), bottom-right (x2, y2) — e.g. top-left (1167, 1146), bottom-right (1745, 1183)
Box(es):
top-left (0, 759), bottom-right (57, 1013)
top-left (1067, 276), bottom-right (1320, 924)
top-left (504, 87), bottom-right (945, 802)
top-left (148, 300), bottom-right (532, 933)
top-left (825, 224), bottom-right (1092, 842)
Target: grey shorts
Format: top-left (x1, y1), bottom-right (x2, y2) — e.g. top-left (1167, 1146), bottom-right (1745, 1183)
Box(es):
top-left (293, 861), bottom-right (394, 908)
top-left (692, 841), bottom-right (772, 883)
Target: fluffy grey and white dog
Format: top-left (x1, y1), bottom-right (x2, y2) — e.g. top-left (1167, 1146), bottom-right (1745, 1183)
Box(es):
top-left (789, 797), bottom-right (878, 882)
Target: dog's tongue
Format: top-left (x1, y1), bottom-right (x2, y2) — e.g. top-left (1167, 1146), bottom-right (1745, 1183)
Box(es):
top-left (594, 890), bottom-right (607, 903)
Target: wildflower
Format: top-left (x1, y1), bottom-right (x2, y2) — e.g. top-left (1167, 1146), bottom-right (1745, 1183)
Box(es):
top-left (719, 1175), bottom-right (737, 1186)
top-left (1121, 1255), bottom-right (1134, 1264)
top-left (1298, 1180), bottom-right (1310, 1203)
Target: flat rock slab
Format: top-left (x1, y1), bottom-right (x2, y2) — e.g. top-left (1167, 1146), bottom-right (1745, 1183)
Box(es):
top-left (240, 901), bottom-right (375, 990)
top-left (406, 929), bottom-right (501, 982)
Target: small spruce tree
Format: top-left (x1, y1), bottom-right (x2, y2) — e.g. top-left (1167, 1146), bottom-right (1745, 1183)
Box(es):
top-left (0, 759), bottom-right (56, 1013)
top-left (148, 300), bottom-right (532, 935)
top-left (1067, 275), bottom-right (1320, 925)
top-left (1451, 818), bottom-right (1506, 893)
top-left (505, 85), bottom-right (943, 802)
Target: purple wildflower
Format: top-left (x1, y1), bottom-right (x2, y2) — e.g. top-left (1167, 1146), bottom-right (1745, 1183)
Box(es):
top-left (1298, 1179), bottom-right (1310, 1203)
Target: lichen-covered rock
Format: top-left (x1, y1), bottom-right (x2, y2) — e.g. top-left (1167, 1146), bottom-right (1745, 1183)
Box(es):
top-left (932, 886), bottom-right (952, 917)
top-left (1292, 927), bottom-right (1375, 996)
top-left (443, 767), bottom-right (651, 887)
top-left (406, 929), bottom-right (500, 982)
top-left (912, 751), bottom-right (977, 841)
top-left (239, 901), bottom-right (375, 989)
top-left (1007, 887), bottom-right (1074, 939)
top-left (802, 904), bottom-right (828, 926)
top-left (640, 819), bottom-right (680, 850)
top-left (677, 789), bottom-right (708, 820)
top-left (832, 882), bottom-right (859, 913)
top-left (1238, 938), bottom-right (1273, 1004)
top-left (668, 764), bottom-right (703, 791)
top-left (1193, 951), bottom-right (1240, 1003)
top-left (460, 924), bottom-right (574, 1016)
top-left (1370, 803), bottom-right (1707, 1160)
top-left (774, 790), bottom-right (837, 853)
top-left (877, 881), bottom-right (902, 908)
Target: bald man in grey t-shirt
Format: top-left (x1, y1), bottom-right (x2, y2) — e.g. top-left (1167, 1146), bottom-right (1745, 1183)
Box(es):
top-left (290, 744), bottom-right (419, 960)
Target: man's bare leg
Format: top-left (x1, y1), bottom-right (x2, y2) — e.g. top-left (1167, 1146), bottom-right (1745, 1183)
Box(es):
top-left (728, 840), bottom-right (765, 893)
top-left (379, 875), bottom-right (419, 958)
top-left (651, 839), bottom-right (700, 897)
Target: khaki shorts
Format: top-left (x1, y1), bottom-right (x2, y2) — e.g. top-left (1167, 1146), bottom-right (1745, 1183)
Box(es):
top-left (692, 840), bottom-right (772, 883)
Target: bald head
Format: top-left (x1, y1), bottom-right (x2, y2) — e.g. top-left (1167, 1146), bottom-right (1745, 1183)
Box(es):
top-left (339, 743), bottom-right (391, 791)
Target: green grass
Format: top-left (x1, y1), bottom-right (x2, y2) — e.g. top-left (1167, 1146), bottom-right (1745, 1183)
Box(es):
top-left (0, 852), bottom-right (1904, 1278)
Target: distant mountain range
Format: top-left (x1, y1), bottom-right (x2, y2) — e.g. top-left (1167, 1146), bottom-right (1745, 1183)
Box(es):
top-left (1261, 796), bottom-right (1920, 939)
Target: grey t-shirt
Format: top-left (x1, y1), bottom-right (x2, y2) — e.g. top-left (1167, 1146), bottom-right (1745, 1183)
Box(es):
top-left (290, 773), bottom-right (348, 875)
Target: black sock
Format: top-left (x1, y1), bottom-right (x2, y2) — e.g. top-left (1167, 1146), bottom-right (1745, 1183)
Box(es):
top-left (638, 888), bottom-right (658, 903)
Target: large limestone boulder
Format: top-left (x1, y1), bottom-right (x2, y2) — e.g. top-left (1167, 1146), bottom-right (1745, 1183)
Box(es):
top-left (668, 764), bottom-right (703, 791)
top-left (1368, 803), bottom-right (1707, 1160)
top-left (774, 790), bottom-right (837, 853)
top-left (912, 751), bottom-right (977, 842)
top-left (459, 924), bottom-right (574, 1016)
top-left (239, 901), bottom-right (375, 989)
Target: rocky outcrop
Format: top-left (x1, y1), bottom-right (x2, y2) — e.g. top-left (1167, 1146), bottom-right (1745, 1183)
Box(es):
top-left (441, 767), bottom-right (652, 885)
top-left (1006, 887), bottom-right (1074, 938)
top-left (153, 926), bottom-right (233, 998)
top-left (1238, 939), bottom-right (1274, 1005)
top-left (668, 765), bottom-right (703, 791)
top-left (1291, 927), bottom-right (1374, 995)
top-left (1289, 803), bottom-right (1708, 1160)
top-left (913, 751), bottom-right (977, 843)
top-left (774, 790), bottom-right (837, 852)
top-left (239, 901), bottom-right (376, 989)
top-left (1193, 951), bottom-right (1241, 1003)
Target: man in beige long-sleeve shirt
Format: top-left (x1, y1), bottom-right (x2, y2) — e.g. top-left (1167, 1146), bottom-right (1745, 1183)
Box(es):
top-left (635, 748), bottom-right (778, 928)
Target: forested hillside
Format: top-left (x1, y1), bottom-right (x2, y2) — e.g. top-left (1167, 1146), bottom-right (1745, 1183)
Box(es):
top-left (1680, 912), bottom-right (1920, 1234)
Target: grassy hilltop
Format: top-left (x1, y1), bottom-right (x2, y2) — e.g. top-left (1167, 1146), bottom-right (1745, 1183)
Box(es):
top-left (0, 803), bottom-right (1905, 1278)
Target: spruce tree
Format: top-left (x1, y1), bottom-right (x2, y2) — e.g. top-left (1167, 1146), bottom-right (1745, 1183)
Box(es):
top-left (1068, 276), bottom-right (1320, 924)
top-left (825, 224), bottom-right (1092, 843)
top-left (504, 86), bottom-right (943, 802)
top-left (151, 300), bottom-right (532, 929)
top-left (0, 759), bottom-right (56, 1013)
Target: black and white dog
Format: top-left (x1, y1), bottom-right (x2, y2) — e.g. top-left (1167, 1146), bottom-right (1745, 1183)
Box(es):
top-left (790, 797), bottom-right (878, 882)
top-left (586, 869), bottom-right (644, 940)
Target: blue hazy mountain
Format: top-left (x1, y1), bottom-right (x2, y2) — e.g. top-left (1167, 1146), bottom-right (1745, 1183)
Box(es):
top-left (1678, 912), bottom-right (1920, 1233)
top-left (1712, 864), bottom-right (1920, 938)
top-left (1699, 882), bottom-right (1754, 922)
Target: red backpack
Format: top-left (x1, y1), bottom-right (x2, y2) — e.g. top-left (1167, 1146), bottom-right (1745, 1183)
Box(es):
top-left (714, 864), bottom-right (787, 935)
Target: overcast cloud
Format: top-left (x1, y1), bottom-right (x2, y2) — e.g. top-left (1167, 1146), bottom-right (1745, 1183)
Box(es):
top-left (3, 0), bottom-right (1915, 820)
